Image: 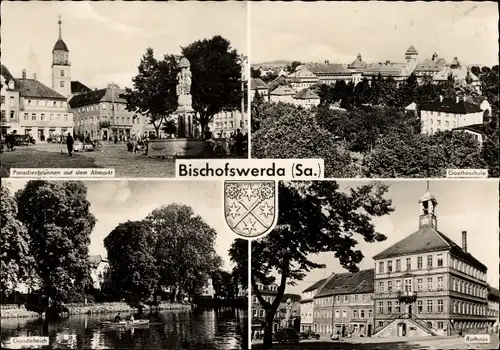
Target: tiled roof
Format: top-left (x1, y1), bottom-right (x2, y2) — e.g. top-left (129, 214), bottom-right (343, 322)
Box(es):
top-left (1, 64), bottom-right (15, 82)
top-left (348, 54), bottom-right (367, 70)
top-left (251, 78), bottom-right (269, 90)
top-left (373, 226), bottom-right (487, 270)
top-left (270, 85), bottom-right (296, 96)
top-left (53, 39), bottom-right (69, 52)
top-left (421, 98), bottom-right (482, 114)
top-left (68, 87), bottom-right (127, 108)
top-left (71, 81), bottom-right (92, 95)
top-left (362, 62), bottom-right (408, 77)
top-left (305, 63), bottom-right (350, 75)
top-left (15, 79), bottom-right (66, 100)
top-left (406, 45), bottom-right (418, 55)
top-left (414, 58), bottom-right (446, 73)
top-left (316, 269), bottom-right (374, 297)
top-left (302, 278), bottom-right (327, 293)
top-left (268, 75), bottom-right (287, 92)
top-left (89, 254), bottom-right (107, 268)
top-left (434, 66), bottom-right (478, 82)
top-left (295, 88), bottom-right (320, 100)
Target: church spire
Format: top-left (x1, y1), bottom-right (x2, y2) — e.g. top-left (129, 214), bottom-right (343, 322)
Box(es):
top-left (58, 15), bottom-right (62, 40)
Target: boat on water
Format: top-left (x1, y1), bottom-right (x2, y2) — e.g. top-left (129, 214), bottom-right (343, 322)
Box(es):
top-left (100, 320), bottom-right (150, 327)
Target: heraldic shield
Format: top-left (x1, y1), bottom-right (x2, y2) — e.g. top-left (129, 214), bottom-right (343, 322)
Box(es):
top-left (224, 180), bottom-right (278, 238)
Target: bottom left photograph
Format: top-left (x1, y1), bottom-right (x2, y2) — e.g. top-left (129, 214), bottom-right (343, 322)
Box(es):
top-left (1, 180), bottom-right (248, 350)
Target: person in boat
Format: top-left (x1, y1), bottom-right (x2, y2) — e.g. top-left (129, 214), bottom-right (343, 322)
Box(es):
top-left (114, 314), bottom-right (122, 322)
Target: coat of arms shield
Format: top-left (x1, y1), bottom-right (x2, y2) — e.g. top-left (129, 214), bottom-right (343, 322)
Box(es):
top-left (224, 180), bottom-right (278, 238)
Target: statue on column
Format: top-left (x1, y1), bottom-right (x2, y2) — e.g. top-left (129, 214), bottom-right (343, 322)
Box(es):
top-left (176, 57), bottom-right (194, 138)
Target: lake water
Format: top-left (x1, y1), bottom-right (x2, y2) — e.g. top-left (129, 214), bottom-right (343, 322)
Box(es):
top-left (1, 308), bottom-right (248, 349)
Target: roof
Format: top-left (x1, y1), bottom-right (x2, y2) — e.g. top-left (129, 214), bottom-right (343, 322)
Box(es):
top-left (68, 87), bottom-right (128, 108)
top-left (434, 65), bottom-right (478, 82)
top-left (53, 39), bottom-right (69, 52)
top-left (453, 123), bottom-right (487, 135)
top-left (305, 63), bottom-right (350, 75)
top-left (1, 64), bottom-right (15, 82)
top-left (488, 285), bottom-right (500, 302)
top-left (15, 79), bottom-right (66, 100)
top-left (406, 45), bottom-right (418, 55)
top-left (421, 98), bottom-right (482, 114)
top-left (414, 58), bottom-right (446, 73)
top-left (268, 75), bottom-right (288, 92)
top-left (71, 81), bottom-right (92, 95)
top-left (348, 54), bottom-right (367, 70)
top-left (373, 226), bottom-right (487, 270)
top-left (419, 191), bottom-right (437, 203)
top-left (251, 78), bottom-right (269, 90)
top-left (362, 62), bottom-right (409, 77)
top-left (316, 269), bottom-right (374, 297)
top-left (270, 85), bottom-right (296, 96)
top-left (88, 254), bottom-right (108, 268)
top-left (303, 278), bottom-right (327, 293)
top-left (295, 88), bottom-right (320, 100)
top-left (405, 102), bottom-right (417, 111)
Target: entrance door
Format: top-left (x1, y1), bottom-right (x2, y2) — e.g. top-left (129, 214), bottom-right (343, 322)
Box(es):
top-left (397, 323), bottom-right (406, 337)
top-left (367, 324), bottom-right (372, 337)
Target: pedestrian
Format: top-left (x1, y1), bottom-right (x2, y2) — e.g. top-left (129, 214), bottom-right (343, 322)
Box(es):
top-left (234, 128), bottom-right (245, 156)
top-left (66, 133), bottom-right (74, 157)
top-left (131, 134), bottom-right (138, 154)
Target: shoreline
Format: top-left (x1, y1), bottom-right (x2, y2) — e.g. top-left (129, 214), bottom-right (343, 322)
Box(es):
top-left (0, 302), bottom-right (192, 319)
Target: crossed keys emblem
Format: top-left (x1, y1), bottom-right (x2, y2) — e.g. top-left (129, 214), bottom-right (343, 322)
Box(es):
top-left (224, 181), bottom-right (278, 238)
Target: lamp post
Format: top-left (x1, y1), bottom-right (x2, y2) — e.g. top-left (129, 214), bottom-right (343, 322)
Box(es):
top-left (107, 82), bottom-right (119, 139)
top-left (237, 54), bottom-right (247, 132)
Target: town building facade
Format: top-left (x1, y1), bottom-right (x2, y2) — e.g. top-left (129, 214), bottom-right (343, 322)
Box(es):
top-left (251, 282), bottom-right (284, 332)
top-left (372, 185), bottom-right (489, 337)
top-left (209, 109), bottom-right (248, 139)
top-left (250, 78), bottom-right (270, 101)
top-left (1, 66), bottom-right (20, 137)
top-left (300, 278), bottom-right (327, 332)
top-left (88, 255), bottom-right (111, 290)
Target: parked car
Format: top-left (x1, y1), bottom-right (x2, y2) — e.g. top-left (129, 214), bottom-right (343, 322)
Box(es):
top-left (14, 134), bottom-right (30, 146)
top-left (73, 140), bottom-right (83, 152)
top-left (299, 330), bottom-right (320, 340)
top-left (273, 328), bottom-right (300, 344)
top-left (330, 333), bottom-right (343, 341)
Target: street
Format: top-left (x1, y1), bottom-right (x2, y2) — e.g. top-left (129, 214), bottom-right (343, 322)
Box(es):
top-left (0, 143), bottom-right (176, 177)
top-left (252, 335), bottom-right (499, 349)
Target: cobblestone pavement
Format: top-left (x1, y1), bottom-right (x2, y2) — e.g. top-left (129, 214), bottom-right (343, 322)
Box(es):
top-left (251, 334), bottom-right (499, 349)
top-left (0, 143), bottom-right (176, 178)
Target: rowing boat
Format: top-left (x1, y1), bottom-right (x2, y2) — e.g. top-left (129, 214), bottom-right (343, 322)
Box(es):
top-left (101, 320), bottom-right (150, 327)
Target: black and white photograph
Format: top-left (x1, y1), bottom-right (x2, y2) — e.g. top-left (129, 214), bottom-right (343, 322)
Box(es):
top-left (250, 1), bottom-right (499, 178)
top-left (1, 180), bottom-right (248, 349)
top-left (250, 180), bottom-right (499, 349)
top-left (0, 1), bottom-right (248, 178)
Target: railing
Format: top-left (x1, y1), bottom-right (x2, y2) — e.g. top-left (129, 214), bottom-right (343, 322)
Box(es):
top-left (373, 313), bottom-right (400, 334)
top-left (408, 313), bottom-right (438, 335)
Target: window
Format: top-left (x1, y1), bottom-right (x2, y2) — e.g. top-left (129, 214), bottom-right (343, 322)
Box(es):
top-left (379, 262), bottom-right (384, 273)
top-left (0, 110), bottom-right (5, 119)
top-left (406, 258), bottom-right (411, 271)
top-left (36, 100), bottom-right (39, 106)
top-left (360, 309), bottom-right (365, 318)
top-left (344, 295), bottom-right (348, 302)
top-left (378, 302), bottom-right (384, 314)
top-left (438, 300), bottom-right (443, 313)
top-left (64, 114), bottom-right (68, 121)
top-left (387, 301), bottom-right (392, 313)
top-left (445, 121), bottom-right (449, 127)
top-left (378, 321), bottom-right (384, 328)
top-left (396, 259), bottom-right (401, 272)
top-left (417, 278), bottom-right (423, 291)
top-left (335, 310), bottom-right (339, 318)
top-left (50, 114), bottom-right (54, 120)
top-left (32, 113), bottom-right (36, 120)
top-left (362, 294), bottom-right (366, 301)
top-left (387, 261), bottom-right (393, 272)
top-left (427, 300), bottom-right (433, 313)
top-left (60, 81), bottom-right (65, 87)
top-left (396, 280), bottom-right (401, 291)
top-left (379, 281), bottom-right (384, 293)
top-left (437, 254), bottom-right (443, 267)
top-left (354, 294), bottom-right (358, 301)
top-left (453, 300), bottom-right (457, 313)
top-left (427, 255), bottom-right (433, 268)
top-left (10, 110), bottom-right (15, 119)
top-left (353, 310), bottom-right (358, 319)
top-left (60, 70), bottom-right (65, 77)
top-left (40, 114), bottom-right (45, 121)
top-left (404, 279), bottom-right (412, 292)
top-left (395, 300), bottom-right (400, 313)
top-left (460, 281), bottom-right (463, 293)
top-left (342, 310), bottom-right (347, 318)
top-left (468, 283), bottom-right (471, 295)
top-left (102, 103), bottom-right (107, 110)
top-left (452, 278), bottom-right (456, 291)
top-left (0, 96), bottom-right (4, 104)
top-left (437, 277), bottom-right (443, 290)
top-left (259, 309), bottom-right (264, 318)
top-left (336, 295), bottom-right (340, 302)
top-left (252, 309), bottom-right (257, 317)
top-left (417, 300), bottom-right (423, 313)
top-left (368, 309), bottom-right (372, 318)
top-left (387, 281), bottom-right (392, 293)
top-left (427, 278), bottom-right (433, 291)
top-left (417, 256), bottom-right (423, 269)
top-left (24, 113), bottom-right (28, 120)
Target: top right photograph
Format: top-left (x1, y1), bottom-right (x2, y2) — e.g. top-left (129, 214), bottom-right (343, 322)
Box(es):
top-left (250, 1), bottom-right (499, 178)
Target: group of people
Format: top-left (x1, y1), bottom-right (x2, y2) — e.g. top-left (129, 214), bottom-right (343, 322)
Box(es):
top-left (114, 314), bottom-right (135, 323)
top-left (2, 130), bottom-right (18, 152)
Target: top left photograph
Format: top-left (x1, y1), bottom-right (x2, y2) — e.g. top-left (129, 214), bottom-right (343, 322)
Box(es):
top-left (0, 0), bottom-right (249, 178)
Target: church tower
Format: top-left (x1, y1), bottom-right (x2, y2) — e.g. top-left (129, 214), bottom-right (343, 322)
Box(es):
top-left (51, 15), bottom-right (71, 98)
top-left (418, 181), bottom-right (438, 230)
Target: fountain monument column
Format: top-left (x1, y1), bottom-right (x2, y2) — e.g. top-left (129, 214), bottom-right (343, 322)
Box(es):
top-left (175, 57), bottom-right (195, 138)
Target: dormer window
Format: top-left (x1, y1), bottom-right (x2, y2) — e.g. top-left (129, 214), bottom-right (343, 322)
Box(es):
top-left (8, 81), bottom-right (14, 89)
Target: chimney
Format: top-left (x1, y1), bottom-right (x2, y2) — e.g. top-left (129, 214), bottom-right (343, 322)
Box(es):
top-left (462, 231), bottom-right (467, 252)
top-left (33, 73), bottom-right (37, 80)
top-left (22, 69), bottom-right (26, 79)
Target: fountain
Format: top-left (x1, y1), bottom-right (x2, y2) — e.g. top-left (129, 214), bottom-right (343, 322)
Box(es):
top-left (146, 57), bottom-right (205, 158)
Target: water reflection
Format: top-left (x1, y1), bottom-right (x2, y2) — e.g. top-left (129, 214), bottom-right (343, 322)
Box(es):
top-left (1, 308), bottom-right (247, 350)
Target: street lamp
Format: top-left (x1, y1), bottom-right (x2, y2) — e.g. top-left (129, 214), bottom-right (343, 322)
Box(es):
top-left (237, 54), bottom-right (247, 131)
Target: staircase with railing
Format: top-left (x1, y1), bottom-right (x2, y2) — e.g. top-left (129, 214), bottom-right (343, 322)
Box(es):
top-left (373, 313), bottom-right (400, 335)
top-left (373, 312), bottom-right (437, 336)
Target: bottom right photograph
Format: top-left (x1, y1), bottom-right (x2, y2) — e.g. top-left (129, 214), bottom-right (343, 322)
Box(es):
top-left (250, 180), bottom-right (499, 350)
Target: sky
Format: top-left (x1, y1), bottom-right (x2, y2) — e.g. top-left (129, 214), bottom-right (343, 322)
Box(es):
top-left (250, 1), bottom-right (499, 66)
top-left (5, 180), bottom-right (238, 271)
top-left (1, 1), bottom-right (247, 90)
top-left (279, 180), bottom-right (499, 295)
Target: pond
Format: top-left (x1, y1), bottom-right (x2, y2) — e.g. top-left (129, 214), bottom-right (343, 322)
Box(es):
top-left (1, 308), bottom-right (247, 349)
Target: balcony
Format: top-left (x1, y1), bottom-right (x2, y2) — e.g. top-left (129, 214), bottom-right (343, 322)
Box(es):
top-left (397, 290), bottom-right (418, 304)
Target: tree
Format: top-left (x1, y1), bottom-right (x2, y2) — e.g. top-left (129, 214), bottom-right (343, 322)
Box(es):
top-left (366, 131), bottom-right (485, 177)
top-left (182, 35), bottom-right (242, 135)
top-left (0, 183), bottom-right (33, 295)
top-left (162, 120), bottom-right (177, 138)
top-left (145, 204), bottom-right (222, 302)
top-left (229, 239), bottom-right (248, 291)
top-left (251, 102), bottom-right (358, 177)
top-left (252, 181), bottom-right (394, 348)
top-left (123, 48), bottom-right (178, 137)
top-left (16, 181), bottom-right (96, 302)
top-left (251, 91), bottom-right (265, 132)
top-left (104, 220), bottom-right (159, 303)
top-left (286, 61), bottom-right (302, 74)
